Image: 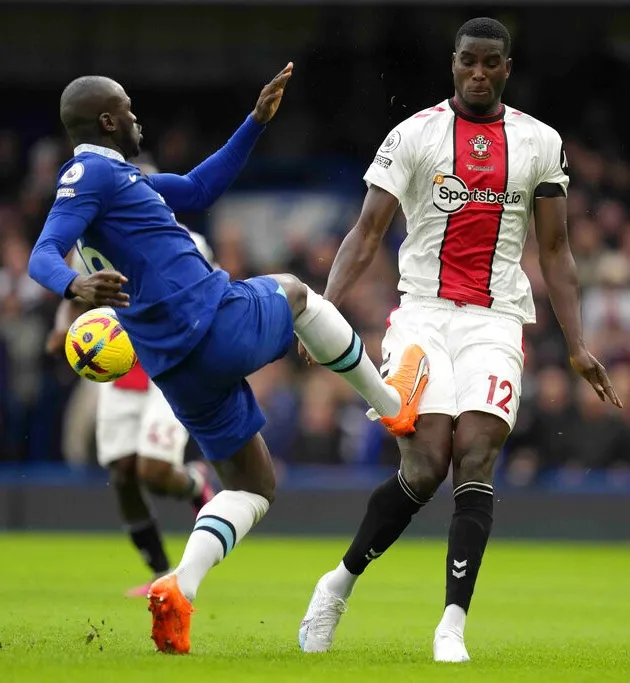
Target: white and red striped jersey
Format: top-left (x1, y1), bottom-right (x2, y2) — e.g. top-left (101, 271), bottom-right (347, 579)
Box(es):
top-left (364, 98), bottom-right (569, 324)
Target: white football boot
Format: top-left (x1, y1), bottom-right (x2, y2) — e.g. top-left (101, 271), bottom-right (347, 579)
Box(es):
top-left (433, 627), bottom-right (471, 663)
top-left (298, 572), bottom-right (348, 653)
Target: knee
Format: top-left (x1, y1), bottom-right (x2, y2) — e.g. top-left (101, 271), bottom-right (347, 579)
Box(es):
top-left (136, 458), bottom-right (172, 492)
top-left (263, 487), bottom-right (276, 506)
top-left (400, 448), bottom-right (450, 500)
top-left (109, 456), bottom-right (138, 489)
top-left (251, 477), bottom-right (276, 506)
top-left (452, 413), bottom-right (510, 485)
top-left (274, 273), bottom-right (307, 317)
top-left (453, 442), bottom-right (499, 485)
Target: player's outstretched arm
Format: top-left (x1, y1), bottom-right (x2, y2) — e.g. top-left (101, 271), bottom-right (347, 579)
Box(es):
top-left (535, 195), bottom-right (622, 407)
top-left (298, 184), bottom-right (399, 365)
top-left (149, 63), bottom-right (293, 213)
top-left (29, 211), bottom-right (89, 300)
top-left (323, 185), bottom-right (399, 307)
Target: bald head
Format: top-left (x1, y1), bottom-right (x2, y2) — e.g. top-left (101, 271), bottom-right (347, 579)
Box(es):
top-left (59, 76), bottom-right (142, 158)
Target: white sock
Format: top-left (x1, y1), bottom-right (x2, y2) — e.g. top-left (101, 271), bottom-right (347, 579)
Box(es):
top-left (174, 490), bottom-right (269, 601)
top-left (294, 288), bottom-right (400, 417)
top-left (437, 604), bottom-right (467, 636)
top-left (325, 561), bottom-right (358, 600)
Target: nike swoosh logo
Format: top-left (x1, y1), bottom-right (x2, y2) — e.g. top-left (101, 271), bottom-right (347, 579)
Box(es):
top-left (129, 174), bottom-right (137, 182)
top-left (406, 356), bottom-right (428, 405)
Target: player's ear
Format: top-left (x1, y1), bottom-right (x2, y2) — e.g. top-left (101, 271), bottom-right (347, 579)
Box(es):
top-left (505, 58), bottom-right (513, 78)
top-left (451, 52), bottom-right (457, 72)
top-left (99, 112), bottom-right (116, 133)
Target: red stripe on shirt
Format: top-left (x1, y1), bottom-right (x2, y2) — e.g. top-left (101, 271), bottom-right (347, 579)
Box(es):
top-left (386, 307), bottom-right (400, 328)
top-left (437, 114), bottom-right (508, 308)
top-left (113, 360), bottom-right (150, 392)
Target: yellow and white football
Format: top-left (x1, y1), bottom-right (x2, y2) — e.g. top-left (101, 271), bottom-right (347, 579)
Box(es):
top-left (65, 307), bottom-right (137, 383)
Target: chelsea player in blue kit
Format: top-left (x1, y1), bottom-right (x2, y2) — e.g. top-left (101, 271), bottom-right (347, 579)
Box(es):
top-left (28, 66), bottom-right (429, 654)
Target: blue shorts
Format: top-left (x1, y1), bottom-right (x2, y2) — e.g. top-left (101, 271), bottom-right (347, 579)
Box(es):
top-left (153, 276), bottom-right (294, 461)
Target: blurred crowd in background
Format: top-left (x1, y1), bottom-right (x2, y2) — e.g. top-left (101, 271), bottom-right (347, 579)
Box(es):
top-left (2, 3), bottom-right (630, 489)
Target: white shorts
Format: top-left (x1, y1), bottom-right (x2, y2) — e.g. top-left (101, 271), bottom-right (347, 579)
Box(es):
top-left (381, 296), bottom-right (525, 431)
top-left (96, 381), bottom-right (189, 466)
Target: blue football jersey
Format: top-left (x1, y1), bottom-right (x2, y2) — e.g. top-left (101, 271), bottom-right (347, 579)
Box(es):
top-left (29, 115), bottom-right (265, 376)
top-left (56, 149), bottom-right (229, 375)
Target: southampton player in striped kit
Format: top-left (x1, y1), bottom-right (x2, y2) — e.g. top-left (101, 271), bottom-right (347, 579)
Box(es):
top-left (299, 17), bottom-right (622, 662)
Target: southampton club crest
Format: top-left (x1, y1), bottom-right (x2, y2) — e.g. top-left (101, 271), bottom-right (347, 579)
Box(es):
top-left (469, 134), bottom-right (492, 160)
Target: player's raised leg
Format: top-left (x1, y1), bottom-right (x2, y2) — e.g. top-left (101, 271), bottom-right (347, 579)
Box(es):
top-left (299, 414), bottom-right (453, 652)
top-left (270, 274), bottom-right (428, 437)
top-left (148, 434), bottom-right (273, 654)
top-left (433, 411), bottom-right (509, 663)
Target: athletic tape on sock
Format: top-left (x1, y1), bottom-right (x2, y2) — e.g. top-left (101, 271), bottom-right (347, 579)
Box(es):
top-left (321, 332), bottom-right (364, 373)
top-left (193, 515), bottom-right (237, 557)
top-left (453, 482), bottom-right (494, 498)
top-left (397, 470), bottom-right (430, 506)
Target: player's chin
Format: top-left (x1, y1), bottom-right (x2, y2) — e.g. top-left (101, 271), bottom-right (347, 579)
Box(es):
top-left (463, 91), bottom-right (494, 112)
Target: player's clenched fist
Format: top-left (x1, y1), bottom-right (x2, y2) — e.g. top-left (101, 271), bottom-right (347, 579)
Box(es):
top-left (251, 62), bottom-right (293, 125)
top-left (69, 270), bottom-right (130, 308)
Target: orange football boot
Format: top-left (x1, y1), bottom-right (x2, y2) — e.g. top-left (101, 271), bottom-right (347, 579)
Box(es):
top-left (380, 344), bottom-right (429, 437)
top-left (148, 574), bottom-right (193, 654)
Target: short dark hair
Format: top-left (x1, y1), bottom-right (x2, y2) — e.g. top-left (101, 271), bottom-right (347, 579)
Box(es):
top-left (455, 17), bottom-right (511, 56)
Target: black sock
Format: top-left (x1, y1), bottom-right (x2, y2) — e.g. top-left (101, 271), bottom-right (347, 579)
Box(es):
top-left (128, 519), bottom-right (170, 575)
top-left (343, 471), bottom-right (427, 575)
top-left (445, 483), bottom-right (494, 613)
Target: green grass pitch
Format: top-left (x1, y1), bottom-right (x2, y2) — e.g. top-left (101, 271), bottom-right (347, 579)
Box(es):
top-left (0, 533), bottom-right (628, 682)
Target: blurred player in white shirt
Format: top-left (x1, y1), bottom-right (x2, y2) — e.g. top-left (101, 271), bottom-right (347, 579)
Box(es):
top-left (46, 159), bottom-right (215, 597)
top-left (299, 17), bottom-right (621, 662)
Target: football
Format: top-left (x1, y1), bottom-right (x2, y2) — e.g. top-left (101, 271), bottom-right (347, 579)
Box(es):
top-left (65, 307), bottom-right (137, 382)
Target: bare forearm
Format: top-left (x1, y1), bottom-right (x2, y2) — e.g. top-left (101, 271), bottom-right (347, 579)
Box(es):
top-left (540, 246), bottom-right (585, 354)
top-left (323, 224), bottom-right (381, 306)
top-left (54, 298), bottom-right (90, 333)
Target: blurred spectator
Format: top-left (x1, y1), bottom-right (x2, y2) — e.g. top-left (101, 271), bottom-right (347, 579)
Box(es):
top-left (248, 359), bottom-right (299, 463)
top-left (506, 366), bottom-right (577, 486)
top-left (19, 138), bottom-right (64, 245)
top-left (571, 217), bottom-right (603, 287)
top-left (558, 380), bottom-right (627, 484)
top-left (0, 130), bottom-right (22, 202)
top-left (582, 252), bottom-right (630, 361)
top-left (0, 232), bottom-right (46, 311)
top-left (293, 367), bottom-right (344, 464)
top-left (0, 234), bottom-right (50, 460)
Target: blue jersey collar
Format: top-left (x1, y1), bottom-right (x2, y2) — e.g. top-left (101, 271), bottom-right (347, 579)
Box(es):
top-left (74, 144), bottom-right (125, 163)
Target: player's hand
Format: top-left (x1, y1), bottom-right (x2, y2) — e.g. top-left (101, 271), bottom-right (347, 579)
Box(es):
top-left (570, 348), bottom-right (623, 407)
top-left (69, 271), bottom-right (130, 308)
top-left (45, 329), bottom-right (66, 355)
top-left (297, 341), bottom-right (317, 367)
top-left (251, 62), bottom-right (293, 125)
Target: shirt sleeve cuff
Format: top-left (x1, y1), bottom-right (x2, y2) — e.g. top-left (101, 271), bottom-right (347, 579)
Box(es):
top-left (245, 113), bottom-right (267, 131)
top-left (62, 271), bottom-right (81, 299)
